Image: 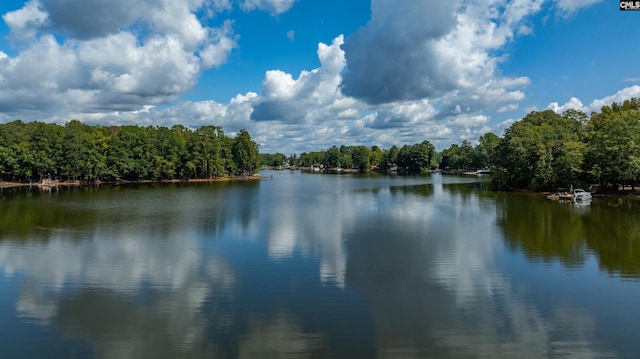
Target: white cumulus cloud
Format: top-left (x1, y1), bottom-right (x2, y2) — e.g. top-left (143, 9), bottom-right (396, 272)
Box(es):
top-left (0, 0), bottom-right (239, 116)
top-left (340, 0), bottom-right (535, 127)
top-left (547, 86), bottom-right (640, 115)
top-left (250, 35), bottom-right (348, 124)
top-left (0, 0), bottom-right (619, 154)
top-left (2, 0), bottom-right (49, 39)
top-left (240, 0), bottom-right (297, 15)
top-left (554, 0), bottom-right (603, 17)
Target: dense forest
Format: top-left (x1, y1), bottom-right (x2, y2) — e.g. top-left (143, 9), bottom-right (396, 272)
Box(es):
top-left (492, 99), bottom-right (640, 190)
top-left (262, 98), bottom-right (640, 191)
top-left (0, 120), bottom-right (259, 183)
top-left (2, 98), bottom-right (639, 189)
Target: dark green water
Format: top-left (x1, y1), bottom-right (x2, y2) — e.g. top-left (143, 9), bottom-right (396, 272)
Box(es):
top-left (0, 171), bottom-right (639, 358)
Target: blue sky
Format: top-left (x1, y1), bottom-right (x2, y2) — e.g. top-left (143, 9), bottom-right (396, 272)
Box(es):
top-left (0, 0), bottom-right (639, 153)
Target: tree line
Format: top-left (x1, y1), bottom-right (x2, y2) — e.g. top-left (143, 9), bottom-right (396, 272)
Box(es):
top-left (492, 99), bottom-right (640, 190)
top-left (3, 98), bottom-right (638, 189)
top-left (262, 98), bottom-right (640, 191)
top-left (0, 120), bottom-right (259, 183)
top-left (262, 141), bottom-right (440, 173)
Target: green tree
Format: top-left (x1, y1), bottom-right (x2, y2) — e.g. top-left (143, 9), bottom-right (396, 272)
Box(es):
top-left (474, 132), bottom-right (500, 168)
top-left (299, 151), bottom-right (325, 167)
top-left (259, 153), bottom-right (287, 167)
top-left (232, 129), bottom-right (259, 175)
top-left (25, 122), bottom-right (62, 180)
top-left (494, 110), bottom-right (586, 189)
top-left (170, 125), bottom-right (192, 179)
top-left (61, 120), bottom-right (86, 181)
top-left (397, 141), bottom-right (437, 172)
top-left (441, 140), bottom-right (474, 170)
top-left (351, 146), bottom-right (371, 171)
top-left (585, 103), bottom-right (640, 187)
top-left (339, 146), bottom-right (353, 168)
top-left (0, 121), bottom-right (256, 182)
top-left (369, 146), bottom-right (384, 168)
top-left (106, 126), bottom-right (153, 180)
top-left (324, 146), bottom-right (341, 168)
top-left (0, 145), bottom-right (17, 181)
top-left (382, 145), bottom-right (399, 169)
top-left (82, 127), bottom-right (109, 181)
top-left (288, 153), bottom-right (298, 167)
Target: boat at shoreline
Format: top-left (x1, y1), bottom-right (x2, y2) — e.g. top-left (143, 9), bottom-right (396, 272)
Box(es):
top-left (546, 192), bottom-right (573, 201)
top-left (462, 168), bottom-right (492, 175)
top-left (573, 188), bottom-right (592, 201)
top-left (546, 188), bottom-right (592, 202)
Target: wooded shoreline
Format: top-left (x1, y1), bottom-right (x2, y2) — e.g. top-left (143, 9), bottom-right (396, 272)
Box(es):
top-left (3, 98), bottom-right (640, 193)
top-left (0, 175), bottom-right (264, 189)
top-left (0, 121), bottom-right (261, 184)
top-left (4, 171), bottom-right (640, 201)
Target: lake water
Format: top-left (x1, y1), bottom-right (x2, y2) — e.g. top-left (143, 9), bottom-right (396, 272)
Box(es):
top-left (1, 170), bottom-right (639, 358)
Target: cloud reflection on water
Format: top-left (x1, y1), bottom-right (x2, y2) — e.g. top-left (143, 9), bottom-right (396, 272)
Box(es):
top-left (0, 228), bottom-right (235, 358)
top-left (342, 178), bottom-right (613, 358)
top-left (0, 175), bottom-right (633, 358)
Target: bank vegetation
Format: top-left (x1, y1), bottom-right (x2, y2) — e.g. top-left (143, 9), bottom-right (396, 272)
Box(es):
top-left (262, 98), bottom-right (640, 192)
top-left (0, 121), bottom-right (259, 184)
top-left (3, 98), bottom-right (639, 191)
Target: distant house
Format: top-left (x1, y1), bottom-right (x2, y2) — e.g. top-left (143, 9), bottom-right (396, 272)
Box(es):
top-left (311, 164), bottom-right (322, 172)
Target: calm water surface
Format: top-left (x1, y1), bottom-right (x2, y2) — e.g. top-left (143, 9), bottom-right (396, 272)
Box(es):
top-left (0, 171), bottom-right (639, 358)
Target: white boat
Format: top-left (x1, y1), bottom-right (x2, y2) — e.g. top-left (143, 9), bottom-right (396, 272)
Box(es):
top-left (573, 188), bottom-right (592, 201)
